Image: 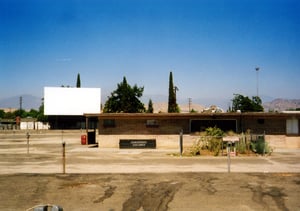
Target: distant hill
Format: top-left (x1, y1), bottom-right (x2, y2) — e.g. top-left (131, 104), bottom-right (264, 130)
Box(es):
top-left (0, 95), bottom-right (41, 110)
top-left (263, 99), bottom-right (300, 112)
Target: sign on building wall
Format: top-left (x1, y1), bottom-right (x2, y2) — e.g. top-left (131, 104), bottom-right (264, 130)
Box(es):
top-left (44, 87), bottom-right (101, 115)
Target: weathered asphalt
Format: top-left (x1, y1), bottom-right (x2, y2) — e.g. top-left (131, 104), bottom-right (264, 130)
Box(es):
top-left (0, 131), bottom-right (299, 174)
top-left (1, 131), bottom-right (300, 211)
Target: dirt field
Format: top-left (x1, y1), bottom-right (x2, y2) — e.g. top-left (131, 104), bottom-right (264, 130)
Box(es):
top-left (0, 130), bottom-right (300, 210)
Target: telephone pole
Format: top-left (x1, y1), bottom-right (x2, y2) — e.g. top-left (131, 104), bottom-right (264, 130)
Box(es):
top-left (19, 96), bottom-right (22, 111)
top-left (255, 67), bottom-right (260, 97)
top-left (188, 98), bottom-right (192, 112)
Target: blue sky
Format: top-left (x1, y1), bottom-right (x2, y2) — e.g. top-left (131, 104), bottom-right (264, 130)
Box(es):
top-left (1, 0), bottom-right (299, 109)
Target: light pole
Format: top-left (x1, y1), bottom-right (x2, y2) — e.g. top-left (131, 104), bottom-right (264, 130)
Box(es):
top-left (255, 67), bottom-right (260, 97)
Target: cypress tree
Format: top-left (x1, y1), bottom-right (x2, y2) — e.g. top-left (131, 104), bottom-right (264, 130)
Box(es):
top-left (168, 71), bottom-right (179, 113)
top-left (76, 73), bottom-right (81, 88)
top-left (147, 99), bottom-right (154, 113)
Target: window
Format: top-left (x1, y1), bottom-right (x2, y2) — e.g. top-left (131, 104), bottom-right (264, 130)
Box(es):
top-left (257, 119), bottom-right (265, 124)
top-left (146, 120), bottom-right (159, 127)
top-left (103, 119), bottom-right (115, 127)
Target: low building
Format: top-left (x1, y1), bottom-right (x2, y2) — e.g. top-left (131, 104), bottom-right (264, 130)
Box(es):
top-left (20, 118), bottom-right (50, 130)
top-left (0, 119), bottom-right (16, 130)
top-left (88, 112), bottom-right (299, 135)
top-left (84, 112), bottom-right (300, 148)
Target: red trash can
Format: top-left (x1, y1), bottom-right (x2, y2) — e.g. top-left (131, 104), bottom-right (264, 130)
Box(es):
top-left (81, 135), bottom-right (87, 145)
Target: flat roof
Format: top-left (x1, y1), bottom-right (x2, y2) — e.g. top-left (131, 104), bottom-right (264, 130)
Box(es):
top-left (84, 112), bottom-right (300, 119)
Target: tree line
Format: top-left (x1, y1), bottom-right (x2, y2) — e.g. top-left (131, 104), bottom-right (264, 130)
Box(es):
top-left (103, 72), bottom-right (180, 113)
top-left (103, 71), bottom-right (263, 113)
top-left (0, 101), bottom-right (47, 122)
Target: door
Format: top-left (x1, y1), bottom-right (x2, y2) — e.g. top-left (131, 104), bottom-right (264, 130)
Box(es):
top-left (286, 118), bottom-right (299, 135)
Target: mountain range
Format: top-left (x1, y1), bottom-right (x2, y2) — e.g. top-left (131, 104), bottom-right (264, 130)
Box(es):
top-left (0, 95), bottom-right (42, 111)
top-left (0, 94), bottom-right (299, 112)
top-left (263, 99), bottom-right (300, 112)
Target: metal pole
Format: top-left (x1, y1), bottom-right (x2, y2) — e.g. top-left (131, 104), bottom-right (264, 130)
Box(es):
top-left (188, 98), bottom-right (192, 112)
top-left (20, 96), bottom-right (22, 111)
top-left (86, 117), bottom-right (89, 145)
top-left (227, 142), bottom-right (231, 173)
top-left (179, 129), bottom-right (183, 156)
top-left (62, 142), bottom-right (66, 174)
top-left (26, 132), bottom-right (30, 155)
top-left (255, 67), bottom-right (260, 97)
top-left (263, 131), bottom-right (266, 156)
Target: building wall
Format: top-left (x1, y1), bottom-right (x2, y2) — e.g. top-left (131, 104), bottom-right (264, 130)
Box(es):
top-left (241, 117), bottom-right (286, 134)
top-left (98, 134), bottom-right (198, 149)
top-left (99, 118), bottom-right (190, 135)
top-left (97, 113), bottom-right (300, 136)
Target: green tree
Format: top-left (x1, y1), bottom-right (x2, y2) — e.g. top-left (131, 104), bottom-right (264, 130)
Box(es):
top-left (251, 96), bottom-right (263, 111)
top-left (103, 77), bottom-right (145, 113)
top-left (14, 109), bottom-right (26, 118)
top-left (3, 111), bottom-right (15, 119)
top-left (37, 98), bottom-right (48, 122)
top-left (168, 71), bottom-right (179, 113)
top-left (147, 99), bottom-right (154, 113)
top-left (76, 73), bottom-right (81, 88)
top-left (232, 94), bottom-right (263, 112)
top-left (27, 109), bottom-right (39, 118)
top-left (0, 109), bottom-right (4, 118)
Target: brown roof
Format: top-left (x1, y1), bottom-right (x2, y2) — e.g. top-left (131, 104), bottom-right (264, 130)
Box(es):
top-left (84, 112), bottom-right (300, 119)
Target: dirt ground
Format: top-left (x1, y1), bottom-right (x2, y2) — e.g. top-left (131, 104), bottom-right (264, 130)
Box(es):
top-left (0, 130), bottom-right (300, 210)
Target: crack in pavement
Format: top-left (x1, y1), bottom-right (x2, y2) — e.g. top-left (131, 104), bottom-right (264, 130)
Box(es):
top-left (122, 179), bottom-right (182, 211)
top-left (93, 185), bottom-right (117, 204)
top-left (242, 182), bottom-right (288, 211)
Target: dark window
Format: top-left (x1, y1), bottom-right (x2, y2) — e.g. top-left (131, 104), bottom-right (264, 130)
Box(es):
top-left (257, 119), bottom-right (265, 124)
top-left (146, 120), bottom-right (159, 127)
top-left (190, 119), bottom-right (237, 133)
top-left (103, 119), bottom-right (115, 127)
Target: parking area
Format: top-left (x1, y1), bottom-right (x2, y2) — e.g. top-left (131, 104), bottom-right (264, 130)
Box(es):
top-left (0, 131), bottom-right (300, 210)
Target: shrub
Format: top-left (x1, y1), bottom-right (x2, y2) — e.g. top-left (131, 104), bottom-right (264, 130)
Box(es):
top-left (236, 134), bottom-right (248, 154)
top-left (205, 126), bottom-right (224, 137)
top-left (209, 137), bottom-right (222, 156)
top-left (193, 127), bottom-right (224, 156)
top-left (205, 127), bottom-right (224, 156)
top-left (189, 140), bottom-right (201, 156)
top-left (250, 137), bottom-right (273, 155)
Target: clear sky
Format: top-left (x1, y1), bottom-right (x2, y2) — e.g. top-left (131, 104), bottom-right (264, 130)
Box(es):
top-left (1, 0), bottom-right (299, 109)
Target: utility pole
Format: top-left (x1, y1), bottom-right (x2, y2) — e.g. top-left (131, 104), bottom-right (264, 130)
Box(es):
top-left (188, 98), bottom-right (192, 112)
top-left (19, 96), bottom-right (22, 111)
top-left (255, 67), bottom-right (260, 97)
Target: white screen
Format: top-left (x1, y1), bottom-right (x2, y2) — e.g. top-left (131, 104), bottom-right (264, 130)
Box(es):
top-left (44, 87), bottom-right (101, 115)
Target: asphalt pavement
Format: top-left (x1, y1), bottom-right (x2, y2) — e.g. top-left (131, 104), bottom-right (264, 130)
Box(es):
top-left (0, 131), bottom-right (299, 174)
top-left (1, 131), bottom-right (300, 211)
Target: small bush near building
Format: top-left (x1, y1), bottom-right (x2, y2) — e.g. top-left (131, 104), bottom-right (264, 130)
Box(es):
top-left (250, 137), bottom-right (273, 155)
top-left (236, 135), bottom-right (248, 154)
top-left (187, 127), bottom-right (273, 157)
top-left (188, 127), bottom-right (224, 156)
top-left (189, 140), bottom-right (201, 156)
